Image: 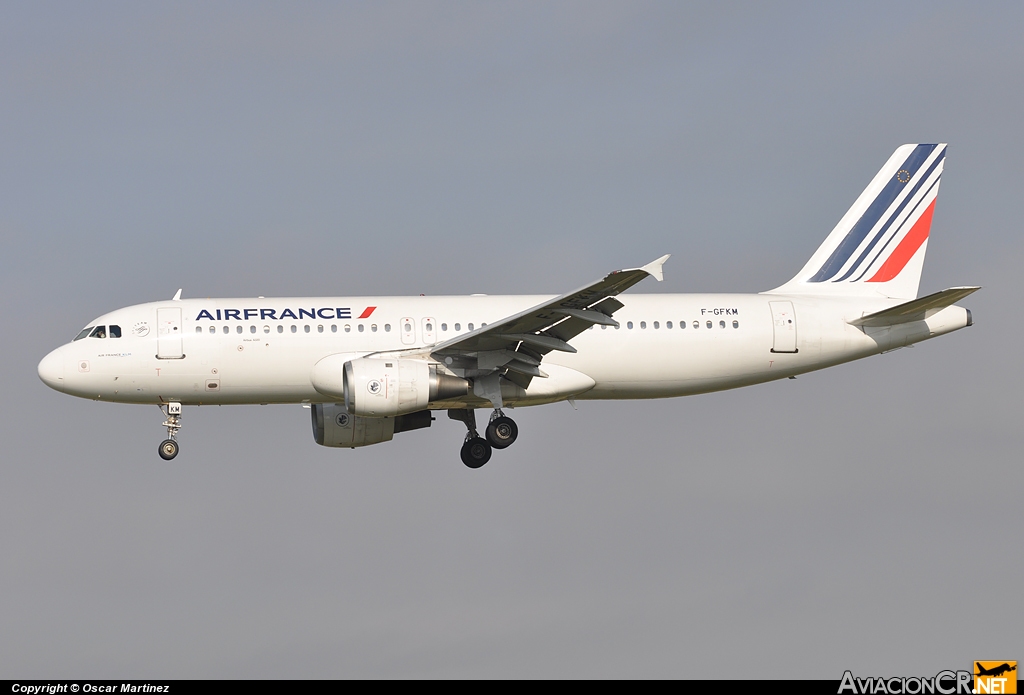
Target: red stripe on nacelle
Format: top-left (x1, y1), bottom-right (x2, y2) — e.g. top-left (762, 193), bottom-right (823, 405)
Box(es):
top-left (358, 306), bottom-right (376, 319)
top-left (867, 200), bottom-right (935, 283)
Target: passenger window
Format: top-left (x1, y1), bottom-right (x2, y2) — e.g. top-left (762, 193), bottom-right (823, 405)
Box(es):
top-left (706, 321), bottom-right (712, 329)
top-left (733, 320), bottom-right (739, 328)
top-left (719, 320), bottom-right (725, 328)
top-left (250, 325), bottom-right (256, 334)
top-left (454, 323), bottom-right (461, 331)
top-left (384, 324), bottom-right (391, 332)
top-left (640, 321), bottom-right (646, 329)
top-left (109, 325), bottom-right (121, 338)
top-left (304, 325), bottom-right (310, 333)
top-left (74, 327), bottom-right (93, 341)
top-left (441, 323), bottom-right (447, 331)
top-left (667, 321), bottom-right (673, 329)
top-left (344, 324), bottom-right (351, 333)
top-left (331, 325), bottom-right (337, 333)
top-left (196, 326), bottom-right (203, 334)
top-left (601, 325), bottom-right (607, 330)
top-left (223, 326), bottom-right (230, 334)
top-left (653, 321), bottom-right (659, 329)
top-left (627, 321), bottom-right (633, 329)
top-left (693, 321), bottom-right (699, 329)
top-left (318, 325), bottom-right (324, 333)
top-left (291, 325), bottom-right (297, 334)
top-left (426, 322), bottom-right (433, 331)
top-left (89, 326), bottom-right (106, 339)
top-left (264, 325), bottom-right (270, 334)
top-left (404, 322), bottom-right (412, 332)
top-left (371, 324), bottom-right (377, 332)
top-left (358, 324), bottom-right (364, 333)
top-left (278, 325), bottom-right (284, 334)
top-left (468, 323), bottom-right (474, 331)
top-left (236, 325), bottom-right (243, 334)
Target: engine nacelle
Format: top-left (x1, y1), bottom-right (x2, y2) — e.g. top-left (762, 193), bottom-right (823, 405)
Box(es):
top-left (311, 403), bottom-right (433, 448)
top-left (341, 357), bottom-right (468, 417)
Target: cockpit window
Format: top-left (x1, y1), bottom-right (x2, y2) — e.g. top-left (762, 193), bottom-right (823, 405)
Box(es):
top-left (89, 326), bottom-right (107, 339)
top-left (109, 325), bottom-right (121, 338)
top-left (74, 327), bottom-right (93, 341)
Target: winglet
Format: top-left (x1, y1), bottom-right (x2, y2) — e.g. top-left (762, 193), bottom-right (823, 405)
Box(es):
top-left (172, 289), bottom-right (183, 301)
top-left (640, 254), bottom-right (670, 282)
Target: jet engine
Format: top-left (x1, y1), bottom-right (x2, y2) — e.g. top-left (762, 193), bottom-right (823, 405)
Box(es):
top-left (312, 356), bottom-right (469, 417)
top-left (342, 358), bottom-right (468, 417)
top-left (311, 403), bottom-right (433, 448)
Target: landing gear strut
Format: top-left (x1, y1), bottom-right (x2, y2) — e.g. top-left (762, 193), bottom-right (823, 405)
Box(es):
top-left (449, 408), bottom-right (491, 468)
top-left (158, 402), bottom-right (182, 460)
top-left (485, 409), bottom-right (518, 449)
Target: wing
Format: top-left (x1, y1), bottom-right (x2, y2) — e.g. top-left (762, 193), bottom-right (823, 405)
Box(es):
top-left (431, 255), bottom-right (669, 389)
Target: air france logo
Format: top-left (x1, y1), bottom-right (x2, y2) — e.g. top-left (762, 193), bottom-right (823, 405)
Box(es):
top-left (193, 307), bottom-right (377, 322)
top-left (367, 380), bottom-right (382, 395)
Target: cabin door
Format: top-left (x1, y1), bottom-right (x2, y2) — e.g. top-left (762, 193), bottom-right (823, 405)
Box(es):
top-left (156, 307), bottom-right (185, 359)
top-left (769, 301), bottom-right (798, 353)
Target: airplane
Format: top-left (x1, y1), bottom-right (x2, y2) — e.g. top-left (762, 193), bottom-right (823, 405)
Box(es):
top-left (38, 143), bottom-right (978, 468)
top-left (975, 663), bottom-right (1016, 678)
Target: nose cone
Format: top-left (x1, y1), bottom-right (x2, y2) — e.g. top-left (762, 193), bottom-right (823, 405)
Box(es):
top-left (38, 347), bottom-right (66, 392)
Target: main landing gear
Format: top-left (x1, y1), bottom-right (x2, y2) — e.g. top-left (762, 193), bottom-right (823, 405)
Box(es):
top-left (158, 402), bottom-right (182, 460)
top-left (486, 410), bottom-right (518, 449)
top-left (450, 408), bottom-right (518, 468)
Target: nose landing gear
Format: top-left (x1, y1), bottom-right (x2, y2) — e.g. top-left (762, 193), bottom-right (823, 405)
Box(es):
top-left (158, 402), bottom-right (182, 460)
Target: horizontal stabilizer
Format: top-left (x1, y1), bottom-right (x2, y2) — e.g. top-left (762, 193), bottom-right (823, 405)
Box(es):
top-left (849, 286), bottom-right (980, 327)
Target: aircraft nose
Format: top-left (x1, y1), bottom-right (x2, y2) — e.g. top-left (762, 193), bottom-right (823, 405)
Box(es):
top-left (38, 347), bottom-right (66, 392)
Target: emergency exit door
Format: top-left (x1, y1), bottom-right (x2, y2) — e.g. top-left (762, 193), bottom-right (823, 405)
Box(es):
top-left (769, 301), bottom-right (798, 353)
top-left (400, 317), bottom-right (416, 345)
top-left (156, 307), bottom-right (184, 359)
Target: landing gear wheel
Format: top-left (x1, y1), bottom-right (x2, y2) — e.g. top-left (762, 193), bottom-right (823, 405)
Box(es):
top-left (158, 439), bottom-right (179, 461)
top-left (461, 437), bottom-right (492, 468)
top-left (486, 416), bottom-right (518, 449)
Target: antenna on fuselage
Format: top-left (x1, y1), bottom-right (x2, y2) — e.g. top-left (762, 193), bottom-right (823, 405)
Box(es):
top-left (172, 288), bottom-right (182, 301)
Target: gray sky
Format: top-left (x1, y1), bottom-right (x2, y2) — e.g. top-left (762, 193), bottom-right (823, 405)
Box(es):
top-left (2, 1), bottom-right (1021, 678)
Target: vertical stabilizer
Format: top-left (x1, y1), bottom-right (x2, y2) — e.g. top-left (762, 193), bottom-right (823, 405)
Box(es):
top-left (767, 143), bottom-right (946, 300)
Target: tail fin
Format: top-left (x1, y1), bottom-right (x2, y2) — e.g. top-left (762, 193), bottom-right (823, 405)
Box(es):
top-left (767, 143), bottom-right (947, 300)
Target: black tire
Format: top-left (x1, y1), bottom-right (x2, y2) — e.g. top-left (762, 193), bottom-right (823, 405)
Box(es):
top-left (460, 437), bottom-right (492, 468)
top-left (158, 439), bottom-right (179, 461)
top-left (485, 416), bottom-right (518, 449)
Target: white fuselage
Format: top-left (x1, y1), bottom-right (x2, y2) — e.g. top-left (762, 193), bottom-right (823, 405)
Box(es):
top-left (38, 293), bottom-right (970, 408)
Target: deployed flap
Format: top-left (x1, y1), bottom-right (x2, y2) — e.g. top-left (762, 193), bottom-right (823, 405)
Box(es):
top-left (431, 255), bottom-right (668, 385)
top-left (849, 286), bottom-right (980, 327)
